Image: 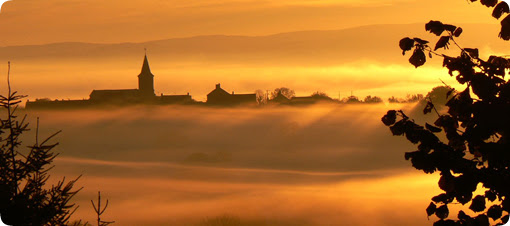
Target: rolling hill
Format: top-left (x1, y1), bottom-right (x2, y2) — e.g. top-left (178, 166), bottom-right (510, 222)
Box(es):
top-left (0, 23), bottom-right (506, 66)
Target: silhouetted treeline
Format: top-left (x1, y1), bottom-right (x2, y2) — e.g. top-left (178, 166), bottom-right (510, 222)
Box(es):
top-left (257, 87), bottom-right (425, 105)
top-left (387, 94), bottom-right (424, 103)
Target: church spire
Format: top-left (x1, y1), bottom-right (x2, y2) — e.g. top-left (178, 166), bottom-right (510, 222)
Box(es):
top-left (140, 52), bottom-right (152, 75)
top-left (138, 51), bottom-right (155, 97)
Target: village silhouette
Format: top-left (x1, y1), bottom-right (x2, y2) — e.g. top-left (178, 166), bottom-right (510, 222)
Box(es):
top-left (25, 53), bottom-right (422, 109)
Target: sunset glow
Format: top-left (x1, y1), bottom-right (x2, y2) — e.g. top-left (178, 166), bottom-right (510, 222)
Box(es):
top-left (1, 0), bottom-right (507, 225)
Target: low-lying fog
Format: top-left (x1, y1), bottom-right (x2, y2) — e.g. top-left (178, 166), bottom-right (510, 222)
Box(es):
top-left (20, 103), bottom-right (442, 225)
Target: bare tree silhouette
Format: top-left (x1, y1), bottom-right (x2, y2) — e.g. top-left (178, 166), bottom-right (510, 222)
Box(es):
top-left (91, 191), bottom-right (114, 226)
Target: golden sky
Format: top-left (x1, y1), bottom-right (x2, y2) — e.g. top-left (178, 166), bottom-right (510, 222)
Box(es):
top-left (1, 2), bottom-right (505, 224)
top-left (0, 0), bottom-right (497, 46)
top-left (0, 0), bottom-right (507, 101)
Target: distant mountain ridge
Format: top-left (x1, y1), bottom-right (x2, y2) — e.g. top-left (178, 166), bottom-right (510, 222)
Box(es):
top-left (0, 23), bottom-right (505, 65)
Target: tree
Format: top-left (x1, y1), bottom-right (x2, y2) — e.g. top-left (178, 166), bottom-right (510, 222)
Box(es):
top-left (91, 191), bottom-right (115, 226)
top-left (342, 95), bottom-right (361, 103)
top-left (383, 8), bottom-right (510, 225)
top-left (469, 0), bottom-right (510, 41)
top-left (255, 89), bottom-right (268, 105)
top-left (0, 62), bottom-right (81, 225)
top-left (388, 96), bottom-right (402, 103)
top-left (405, 94), bottom-right (424, 103)
top-left (270, 87), bottom-right (295, 100)
top-left (311, 91), bottom-right (332, 100)
top-left (363, 95), bottom-right (383, 103)
top-left (387, 94), bottom-right (424, 103)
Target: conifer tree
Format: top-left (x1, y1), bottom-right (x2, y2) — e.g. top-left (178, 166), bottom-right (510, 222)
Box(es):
top-left (0, 62), bottom-right (81, 225)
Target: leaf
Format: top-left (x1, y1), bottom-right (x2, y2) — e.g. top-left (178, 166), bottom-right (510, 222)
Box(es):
top-left (453, 27), bottom-right (463, 37)
top-left (487, 205), bottom-right (503, 220)
top-left (404, 151), bottom-right (415, 160)
top-left (426, 123), bottom-right (442, 133)
top-left (399, 38), bottom-right (415, 55)
top-left (423, 101), bottom-right (434, 114)
top-left (443, 24), bottom-right (457, 33)
top-left (432, 193), bottom-right (453, 204)
top-left (438, 173), bottom-right (455, 193)
top-left (503, 198), bottom-right (510, 212)
top-left (455, 191), bottom-right (473, 205)
top-left (469, 195), bottom-right (486, 212)
top-left (434, 115), bottom-right (458, 130)
top-left (405, 129), bottom-right (421, 144)
top-left (435, 205), bottom-right (449, 219)
top-left (434, 36), bottom-right (450, 51)
top-left (426, 202), bottom-right (437, 217)
top-left (409, 48), bottom-right (426, 68)
top-left (474, 214), bottom-right (490, 226)
top-left (413, 37), bottom-right (429, 45)
top-left (446, 88), bottom-right (456, 98)
top-left (485, 190), bottom-right (497, 202)
top-left (425, 20), bottom-right (445, 36)
top-left (446, 87), bottom-right (473, 120)
top-left (488, 55), bottom-right (509, 67)
top-left (493, 2), bottom-right (509, 19)
top-left (471, 73), bottom-right (498, 100)
top-left (390, 120), bottom-right (406, 136)
top-left (502, 215), bottom-right (509, 224)
top-left (481, 0), bottom-right (498, 7)
top-left (433, 220), bottom-right (456, 226)
top-left (454, 173), bottom-right (478, 193)
top-left (464, 48), bottom-right (479, 58)
top-left (382, 110), bottom-right (397, 126)
top-left (407, 150), bottom-right (436, 174)
top-left (500, 14), bottom-right (510, 40)
top-left (458, 211), bottom-right (471, 221)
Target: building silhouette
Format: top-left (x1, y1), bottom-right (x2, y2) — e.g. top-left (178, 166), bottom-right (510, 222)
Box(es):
top-left (268, 90), bottom-right (291, 104)
top-left (26, 54), bottom-right (193, 109)
top-left (24, 53), bottom-right (343, 108)
top-left (206, 83), bottom-right (256, 105)
top-left (138, 54), bottom-right (156, 98)
top-left (88, 54), bottom-right (157, 104)
top-left (289, 95), bottom-right (336, 105)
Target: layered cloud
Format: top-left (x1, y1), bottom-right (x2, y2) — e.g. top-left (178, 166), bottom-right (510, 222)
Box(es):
top-left (0, 0), bottom-right (496, 46)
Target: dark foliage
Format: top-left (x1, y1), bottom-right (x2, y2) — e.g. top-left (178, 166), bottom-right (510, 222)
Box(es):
top-left (469, 0), bottom-right (510, 40)
top-left (386, 18), bottom-right (510, 225)
top-left (0, 62), bottom-right (81, 225)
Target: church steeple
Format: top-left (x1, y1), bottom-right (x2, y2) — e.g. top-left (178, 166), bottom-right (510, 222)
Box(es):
top-left (138, 52), bottom-right (155, 97)
top-left (140, 54), bottom-right (152, 75)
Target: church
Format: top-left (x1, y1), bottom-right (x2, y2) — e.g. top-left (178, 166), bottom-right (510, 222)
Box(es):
top-left (26, 54), bottom-right (194, 109)
top-left (88, 54), bottom-right (192, 105)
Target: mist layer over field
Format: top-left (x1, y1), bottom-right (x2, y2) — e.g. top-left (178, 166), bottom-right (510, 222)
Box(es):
top-left (17, 103), bottom-right (443, 225)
